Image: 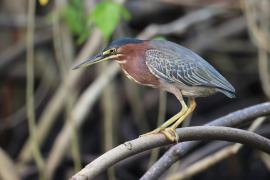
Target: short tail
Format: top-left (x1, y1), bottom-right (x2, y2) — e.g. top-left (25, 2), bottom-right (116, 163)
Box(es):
top-left (218, 89), bottom-right (236, 98)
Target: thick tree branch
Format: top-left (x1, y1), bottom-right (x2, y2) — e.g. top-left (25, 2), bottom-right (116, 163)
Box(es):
top-left (141, 102), bottom-right (270, 180)
top-left (165, 117), bottom-right (265, 180)
top-left (71, 126), bottom-right (270, 180)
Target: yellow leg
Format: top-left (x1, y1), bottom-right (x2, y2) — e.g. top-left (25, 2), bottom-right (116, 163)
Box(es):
top-left (140, 99), bottom-right (188, 137)
top-left (162, 98), bottom-right (196, 142)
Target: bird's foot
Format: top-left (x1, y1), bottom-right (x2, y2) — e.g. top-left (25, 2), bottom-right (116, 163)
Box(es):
top-left (140, 127), bottom-right (179, 143)
top-left (161, 128), bottom-right (179, 143)
top-left (139, 128), bottom-right (163, 137)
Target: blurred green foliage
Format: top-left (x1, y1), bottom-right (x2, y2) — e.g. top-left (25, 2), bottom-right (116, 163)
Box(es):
top-left (89, 1), bottom-right (130, 40)
top-left (153, 36), bottom-right (166, 40)
top-left (62, 0), bottom-right (130, 43)
top-left (62, 0), bottom-right (89, 44)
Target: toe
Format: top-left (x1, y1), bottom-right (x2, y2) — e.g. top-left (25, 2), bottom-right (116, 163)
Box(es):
top-left (161, 128), bottom-right (178, 142)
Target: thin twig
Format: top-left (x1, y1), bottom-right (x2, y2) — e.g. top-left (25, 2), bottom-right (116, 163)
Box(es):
top-left (18, 28), bottom-right (102, 164)
top-left (69, 100), bottom-right (82, 173)
top-left (0, 148), bottom-right (20, 180)
top-left (0, 13), bottom-right (49, 28)
top-left (100, 62), bottom-right (117, 180)
top-left (242, 0), bottom-right (270, 98)
top-left (242, 0), bottom-right (270, 52)
top-left (124, 79), bottom-right (149, 133)
top-left (71, 126), bottom-right (270, 180)
top-left (160, 0), bottom-right (240, 9)
top-left (45, 63), bottom-right (120, 178)
top-left (148, 91), bottom-right (167, 168)
top-left (52, 0), bottom-right (81, 174)
top-left (137, 4), bottom-right (227, 39)
top-left (26, 0), bottom-right (45, 178)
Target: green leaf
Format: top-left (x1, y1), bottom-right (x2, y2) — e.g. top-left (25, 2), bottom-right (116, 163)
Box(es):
top-left (89, 1), bottom-right (131, 39)
top-left (62, 0), bottom-right (130, 43)
top-left (62, 0), bottom-right (90, 44)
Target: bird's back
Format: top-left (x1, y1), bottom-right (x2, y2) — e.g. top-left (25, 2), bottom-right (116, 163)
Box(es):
top-left (145, 40), bottom-right (235, 98)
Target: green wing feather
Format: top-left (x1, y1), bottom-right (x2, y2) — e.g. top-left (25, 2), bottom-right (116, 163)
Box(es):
top-left (145, 40), bottom-right (235, 96)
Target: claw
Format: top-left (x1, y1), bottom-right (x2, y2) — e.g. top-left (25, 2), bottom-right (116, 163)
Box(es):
top-left (140, 127), bottom-right (179, 143)
top-left (161, 128), bottom-right (179, 142)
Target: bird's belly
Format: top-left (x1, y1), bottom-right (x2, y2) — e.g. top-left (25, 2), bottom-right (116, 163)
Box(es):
top-left (159, 79), bottom-right (217, 97)
top-left (180, 85), bottom-right (217, 97)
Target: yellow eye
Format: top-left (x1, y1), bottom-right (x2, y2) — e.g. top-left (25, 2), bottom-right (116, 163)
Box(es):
top-left (103, 48), bottom-right (116, 55)
top-left (109, 48), bottom-right (116, 54)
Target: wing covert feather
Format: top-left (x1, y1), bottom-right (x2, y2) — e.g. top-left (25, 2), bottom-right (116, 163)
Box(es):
top-left (145, 49), bottom-right (209, 87)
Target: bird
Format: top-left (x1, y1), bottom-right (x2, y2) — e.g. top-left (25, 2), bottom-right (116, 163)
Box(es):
top-left (72, 37), bottom-right (235, 142)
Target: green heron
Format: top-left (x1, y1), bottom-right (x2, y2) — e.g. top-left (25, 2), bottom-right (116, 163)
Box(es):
top-left (72, 38), bottom-right (235, 142)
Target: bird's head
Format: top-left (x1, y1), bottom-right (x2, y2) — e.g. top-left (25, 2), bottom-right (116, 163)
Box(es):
top-left (72, 38), bottom-right (144, 70)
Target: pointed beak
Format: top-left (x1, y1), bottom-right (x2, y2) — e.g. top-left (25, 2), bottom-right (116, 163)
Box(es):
top-left (72, 52), bottom-right (110, 70)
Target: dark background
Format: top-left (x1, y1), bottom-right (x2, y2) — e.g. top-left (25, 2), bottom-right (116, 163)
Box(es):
top-left (0, 0), bottom-right (269, 179)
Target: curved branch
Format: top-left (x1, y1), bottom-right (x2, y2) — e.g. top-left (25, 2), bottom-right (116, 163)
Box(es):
top-left (71, 126), bottom-right (270, 180)
top-left (141, 102), bottom-right (270, 180)
top-left (166, 117), bottom-right (266, 180)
